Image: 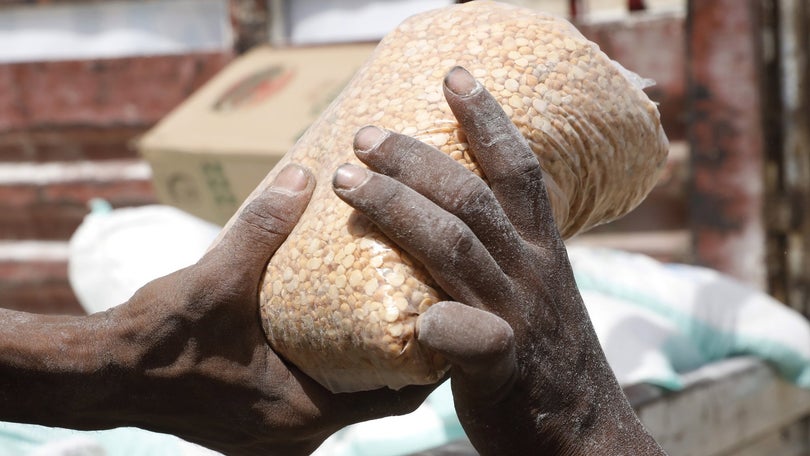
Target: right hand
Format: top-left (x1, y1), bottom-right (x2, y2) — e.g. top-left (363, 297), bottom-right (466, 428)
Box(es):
top-left (333, 67), bottom-right (665, 455)
top-left (101, 165), bottom-right (433, 456)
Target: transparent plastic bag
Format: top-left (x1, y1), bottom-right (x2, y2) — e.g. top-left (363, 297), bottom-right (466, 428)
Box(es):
top-left (228, 1), bottom-right (669, 392)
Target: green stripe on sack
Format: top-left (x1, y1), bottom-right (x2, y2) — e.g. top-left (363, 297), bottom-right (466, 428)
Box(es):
top-left (574, 272), bottom-right (810, 389)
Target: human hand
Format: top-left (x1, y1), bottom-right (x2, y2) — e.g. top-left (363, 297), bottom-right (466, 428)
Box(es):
top-left (333, 67), bottom-right (665, 455)
top-left (100, 164), bottom-right (434, 455)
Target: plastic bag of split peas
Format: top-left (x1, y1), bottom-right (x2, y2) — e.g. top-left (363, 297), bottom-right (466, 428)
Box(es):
top-left (223, 1), bottom-right (669, 392)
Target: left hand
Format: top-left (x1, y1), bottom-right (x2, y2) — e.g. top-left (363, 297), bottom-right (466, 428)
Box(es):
top-left (332, 66), bottom-right (665, 455)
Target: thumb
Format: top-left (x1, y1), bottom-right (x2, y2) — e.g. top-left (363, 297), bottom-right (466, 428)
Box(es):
top-left (206, 164), bottom-right (314, 283)
top-left (416, 301), bottom-right (517, 400)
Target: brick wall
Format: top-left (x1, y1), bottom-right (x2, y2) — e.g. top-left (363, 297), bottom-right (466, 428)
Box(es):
top-left (0, 52), bottom-right (233, 315)
top-left (0, 0), bottom-right (266, 316)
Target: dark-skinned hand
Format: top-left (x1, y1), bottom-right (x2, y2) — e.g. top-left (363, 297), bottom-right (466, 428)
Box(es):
top-left (0, 165), bottom-right (435, 456)
top-left (333, 66), bottom-right (667, 455)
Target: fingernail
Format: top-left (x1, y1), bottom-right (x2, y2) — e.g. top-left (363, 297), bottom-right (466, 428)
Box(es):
top-left (445, 66), bottom-right (480, 97)
top-left (273, 164), bottom-right (308, 193)
top-left (333, 164), bottom-right (368, 190)
top-left (354, 125), bottom-right (388, 153)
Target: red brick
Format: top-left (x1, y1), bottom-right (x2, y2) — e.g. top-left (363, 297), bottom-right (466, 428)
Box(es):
top-left (0, 260), bottom-right (84, 316)
top-left (0, 184), bottom-right (38, 208)
top-left (0, 125), bottom-right (148, 162)
top-left (0, 52), bottom-right (233, 132)
top-left (0, 203), bottom-right (86, 240)
top-left (0, 160), bottom-right (157, 239)
top-left (41, 179), bottom-right (156, 207)
top-left (0, 180), bottom-right (157, 240)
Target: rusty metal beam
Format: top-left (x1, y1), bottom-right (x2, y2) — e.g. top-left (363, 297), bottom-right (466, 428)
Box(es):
top-left (229, 0), bottom-right (270, 53)
top-left (628, 0), bottom-right (646, 11)
top-left (686, 0), bottom-right (768, 288)
top-left (762, 0), bottom-right (790, 306)
top-left (776, 0), bottom-right (810, 317)
top-left (570, 0), bottom-right (587, 19)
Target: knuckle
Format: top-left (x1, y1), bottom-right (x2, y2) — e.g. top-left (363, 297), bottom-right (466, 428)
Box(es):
top-left (240, 193), bottom-right (299, 237)
top-left (352, 176), bottom-right (406, 225)
top-left (493, 152), bottom-right (542, 188)
top-left (433, 218), bottom-right (476, 265)
top-left (365, 132), bottom-right (419, 167)
top-left (483, 315), bottom-right (515, 359)
top-left (447, 174), bottom-right (492, 216)
top-left (475, 128), bottom-right (515, 151)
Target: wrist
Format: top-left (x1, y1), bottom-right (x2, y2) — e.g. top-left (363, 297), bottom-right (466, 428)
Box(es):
top-left (101, 300), bottom-right (329, 456)
top-left (472, 306), bottom-right (659, 456)
top-left (514, 336), bottom-right (662, 456)
top-left (0, 308), bottom-right (127, 429)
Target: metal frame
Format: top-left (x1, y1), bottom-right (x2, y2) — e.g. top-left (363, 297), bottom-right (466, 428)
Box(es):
top-left (686, 0), bottom-right (768, 288)
top-left (684, 0), bottom-right (809, 317)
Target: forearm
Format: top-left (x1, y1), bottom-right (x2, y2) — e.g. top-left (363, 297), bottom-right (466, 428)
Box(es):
top-left (0, 308), bottom-right (127, 430)
top-left (0, 298), bottom-right (242, 438)
top-left (548, 355), bottom-right (665, 456)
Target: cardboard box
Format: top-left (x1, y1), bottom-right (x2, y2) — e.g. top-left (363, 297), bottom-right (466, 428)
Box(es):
top-left (139, 43), bottom-right (377, 225)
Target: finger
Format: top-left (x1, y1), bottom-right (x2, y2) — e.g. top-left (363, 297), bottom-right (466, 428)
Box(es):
top-left (332, 164), bottom-right (511, 308)
top-left (416, 301), bottom-right (517, 401)
top-left (332, 382), bottom-right (441, 423)
top-left (206, 164), bottom-right (314, 286)
top-left (442, 66), bottom-right (559, 244)
top-left (282, 359), bottom-right (439, 427)
top-left (353, 126), bottom-right (527, 271)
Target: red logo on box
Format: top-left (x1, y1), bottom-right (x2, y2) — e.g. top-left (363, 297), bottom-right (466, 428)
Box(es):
top-left (214, 65), bottom-right (295, 111)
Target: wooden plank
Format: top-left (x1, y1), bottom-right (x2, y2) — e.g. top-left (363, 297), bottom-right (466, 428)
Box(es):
top-left (718, 419), bottom-right (809, 456)
top-left (635, 357), bottom-right (810, 456)
top-left (414, 358), bottom-right (810, 455)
